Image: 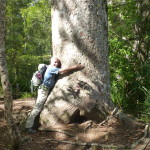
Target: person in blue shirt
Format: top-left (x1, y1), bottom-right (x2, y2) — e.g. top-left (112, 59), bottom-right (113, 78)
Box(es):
top-left (25, 57), bottom-right (84, 133)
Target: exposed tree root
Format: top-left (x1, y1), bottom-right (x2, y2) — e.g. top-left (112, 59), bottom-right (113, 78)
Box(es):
top-left (97, 115), bottom-right (116, 128)
top-left (131, 124), bottom-right (150, 150)
top-left (98, 107), bottom-right (143, 128)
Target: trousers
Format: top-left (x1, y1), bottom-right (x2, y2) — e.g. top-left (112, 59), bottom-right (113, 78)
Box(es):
top-left (25, 88), bottom-right (49, 128)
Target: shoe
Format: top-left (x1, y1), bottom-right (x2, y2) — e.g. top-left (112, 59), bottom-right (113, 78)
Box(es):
top-left (26, 128), bottom-right (37, 133)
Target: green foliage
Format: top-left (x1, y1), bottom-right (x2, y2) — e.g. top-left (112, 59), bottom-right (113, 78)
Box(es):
top-left (6, 0), bottom-right (32, 53)
top-left (108, 0), bottom-right (150, 116)
top-left (20, 92), bottom-right (33, 98)
top-left (21, 0), bottom-right (51, 55)
top-left (137, 89), bottom-right (150, 122)
top-left (5, 0), bottom-right (51, 98)
top-left (7, 54), bottom-right (50, 98)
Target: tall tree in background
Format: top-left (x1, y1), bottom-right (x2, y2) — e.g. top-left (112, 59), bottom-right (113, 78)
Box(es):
top-left (0, 0), bottom-right (21, 148)
top-left (133, 0), bottom-right (149, 62)
top-left (40, 0), bottom-right (115, 127)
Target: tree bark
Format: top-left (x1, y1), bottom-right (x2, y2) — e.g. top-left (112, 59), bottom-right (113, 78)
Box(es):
top-left (40, 0), bottom-right (115, 127)
top-left (133, 0), bottom-right (150, 62)
top-left (0, 0), bottom-right (21, 148)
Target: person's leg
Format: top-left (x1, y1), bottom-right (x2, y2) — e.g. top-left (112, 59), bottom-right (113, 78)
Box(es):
top-left (25, 88), bottom-right (49, 131)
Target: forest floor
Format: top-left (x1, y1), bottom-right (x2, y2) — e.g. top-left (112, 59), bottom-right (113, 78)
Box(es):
top-left (0, 98), bottom-right (148, 150)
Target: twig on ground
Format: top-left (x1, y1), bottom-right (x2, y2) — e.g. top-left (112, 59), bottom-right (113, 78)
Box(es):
top-left (97, 107), bottom-right (119, 128)
top-left (97, 115), bottom-right (116, 128)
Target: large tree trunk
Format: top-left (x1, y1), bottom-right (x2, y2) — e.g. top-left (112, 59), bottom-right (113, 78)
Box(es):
top-left (0, 0), bottom-right (21, 148)
top-left (40, 0), bottom-right (115, 127)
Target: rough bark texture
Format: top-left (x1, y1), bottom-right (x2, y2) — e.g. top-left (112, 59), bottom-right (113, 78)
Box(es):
top-left (40, 0), bottom-right (115, 127)
top-left (133, 0), bottom-right (149, 62)
top-left (0, 0), bottom-right (21, 148)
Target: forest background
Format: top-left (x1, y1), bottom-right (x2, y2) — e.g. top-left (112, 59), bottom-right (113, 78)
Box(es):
top-left (2, 0), bottom-right (150, 122)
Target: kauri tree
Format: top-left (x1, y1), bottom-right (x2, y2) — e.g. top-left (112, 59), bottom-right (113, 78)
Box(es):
top-left (40, 0), bottom-right (139, 128)
top-left (40, 0), bottom-right (115, 127)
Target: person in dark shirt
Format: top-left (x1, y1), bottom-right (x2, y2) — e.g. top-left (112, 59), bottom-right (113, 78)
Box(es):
top-left (25, 57), bottom-right (84, 133)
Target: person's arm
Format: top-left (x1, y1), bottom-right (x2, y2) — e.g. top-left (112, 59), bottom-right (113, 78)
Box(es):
top-left (58, 64), bottom-right (85, 74)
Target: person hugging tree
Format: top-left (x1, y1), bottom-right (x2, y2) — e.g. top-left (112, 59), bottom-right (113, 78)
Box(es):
top-left (25, 57), bottom-right (85, 133)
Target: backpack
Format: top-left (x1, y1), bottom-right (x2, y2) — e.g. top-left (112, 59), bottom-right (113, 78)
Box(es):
top-left (30, 64), bottom-right (47, 93)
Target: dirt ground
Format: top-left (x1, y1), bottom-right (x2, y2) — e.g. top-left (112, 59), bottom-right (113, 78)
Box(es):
top-left (0, 98), bottom-right (146, 150)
